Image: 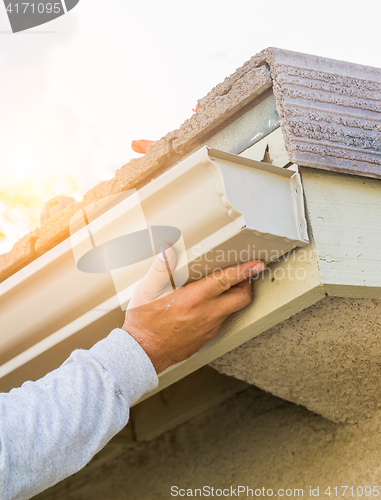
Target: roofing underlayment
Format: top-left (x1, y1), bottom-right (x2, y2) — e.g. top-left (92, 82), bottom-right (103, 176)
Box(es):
top-left (1, 47), bottom-right (381, 283)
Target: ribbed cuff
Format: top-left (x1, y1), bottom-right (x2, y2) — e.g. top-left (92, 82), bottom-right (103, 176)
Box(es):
top-left (90, 328), bottom-right (158, 406)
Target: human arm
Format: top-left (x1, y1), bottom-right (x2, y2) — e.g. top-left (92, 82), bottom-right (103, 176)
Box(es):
top-left (0, 329), bottom-right (158, 500)
top-left (0, 248), bottom-right (265, 499)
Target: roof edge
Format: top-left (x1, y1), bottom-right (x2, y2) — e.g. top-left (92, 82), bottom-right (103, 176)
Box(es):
top-left (2, 46), bottom-right (381, 282)
top-left (0, 58), bottom-right (273, 283)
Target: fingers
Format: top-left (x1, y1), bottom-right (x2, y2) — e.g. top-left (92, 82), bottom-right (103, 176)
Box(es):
top-left (213, 279), bottom-right (253, 316)
top-left (131, 140), bottom-right (156, 154)
top-left (197, 261), bottom-right (266, 300)
top-left (147, 244), bottom-right (177, 285)
top-left (128, 245), bottom-right (177, 309)
top-left (129, 255), bottom-right (265, 310)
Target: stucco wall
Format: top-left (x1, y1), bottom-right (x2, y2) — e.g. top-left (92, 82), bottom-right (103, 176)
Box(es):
top-left (211, 297), bottom-right (381, 424)
top-left (38, 385), bottom-right (381, 500)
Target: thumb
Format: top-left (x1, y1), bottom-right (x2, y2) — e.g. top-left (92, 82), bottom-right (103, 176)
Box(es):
top-left (128, 245), bottom-right (178, 309)
top-left (145, 244), bottom-right (177, 287)
top-left (131, 140), bottom-right (156, 154)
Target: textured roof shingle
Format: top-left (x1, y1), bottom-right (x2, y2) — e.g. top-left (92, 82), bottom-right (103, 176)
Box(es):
top-left (264, 48), bottom-right (381, 179)
top-left (1, 47), bottom-right (380, 282)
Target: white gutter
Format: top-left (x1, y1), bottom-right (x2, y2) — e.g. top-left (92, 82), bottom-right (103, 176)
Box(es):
top-left (0, 147), bottom-right (308, 390)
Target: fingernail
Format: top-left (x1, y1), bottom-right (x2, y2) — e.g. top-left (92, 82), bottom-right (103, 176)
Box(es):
top-left (158, 246), bottom-right (167, 262)
top-left (158, 244), bottom-right (171, 262)
top-left (251, 262), bottom-right (266, 274)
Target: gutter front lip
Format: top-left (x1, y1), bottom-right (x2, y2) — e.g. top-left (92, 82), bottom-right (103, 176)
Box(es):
top-left (0, 146), bottom-right (300, 298)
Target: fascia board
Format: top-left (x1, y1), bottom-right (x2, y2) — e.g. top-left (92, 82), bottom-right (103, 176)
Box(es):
top-left (0, 147), bottom-right (309, 388)
top-left (300, 166), bottom-right (381, 299)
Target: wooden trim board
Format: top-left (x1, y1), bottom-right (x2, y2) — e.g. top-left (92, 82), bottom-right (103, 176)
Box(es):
top-left (131, 366), bottom-right (248, 442)
top-left (139, 239), bottom-right (325, 403)
top-left (301, 167), bottom-right (381, 299)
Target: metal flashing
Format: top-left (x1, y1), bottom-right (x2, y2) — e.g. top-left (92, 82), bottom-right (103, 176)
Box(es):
top-left (207, 147), bottom-right (294, 177)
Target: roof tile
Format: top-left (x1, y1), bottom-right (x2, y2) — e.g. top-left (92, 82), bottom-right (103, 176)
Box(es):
top-left (0, 229), bottom-right (39, 281)
top-left (172, 66), bottom-right (272, 155)
top-left (265, 48), bottom-right (381, 179)
top-left (2, 47), bottom-right (381, 282)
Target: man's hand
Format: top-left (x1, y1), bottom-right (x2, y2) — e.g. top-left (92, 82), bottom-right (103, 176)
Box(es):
top-left (122, 247), bottom-right (265, 374)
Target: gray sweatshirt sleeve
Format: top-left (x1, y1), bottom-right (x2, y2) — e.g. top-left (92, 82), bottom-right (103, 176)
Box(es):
top-left (0, 328), bottom-right (158, 500)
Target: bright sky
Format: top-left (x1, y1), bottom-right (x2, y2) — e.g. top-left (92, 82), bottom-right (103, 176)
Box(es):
top-left (1, 0), bottom-right (381, 253)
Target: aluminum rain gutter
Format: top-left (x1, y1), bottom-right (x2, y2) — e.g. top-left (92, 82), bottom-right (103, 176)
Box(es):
top-left (0, 147), bottom-right (309, 391)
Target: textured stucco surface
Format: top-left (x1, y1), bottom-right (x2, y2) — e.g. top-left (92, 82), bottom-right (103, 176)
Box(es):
top-left (210, 297), bottom-right (381, 424)
top-left (37, 386), bottom-right (381, 500)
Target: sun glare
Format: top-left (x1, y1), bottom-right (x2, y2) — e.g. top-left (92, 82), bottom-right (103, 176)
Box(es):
top-left (0, 167), bottom-right (80, 254)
